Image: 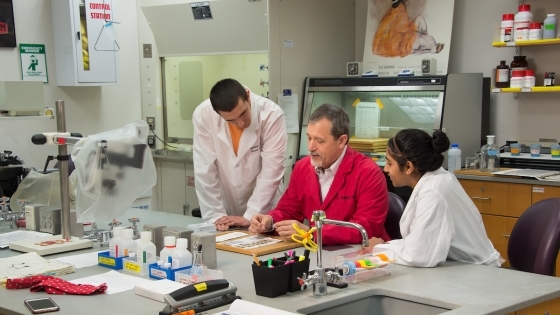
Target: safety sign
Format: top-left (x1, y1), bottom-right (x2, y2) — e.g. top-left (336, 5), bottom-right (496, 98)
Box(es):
top-left (19, 43), bottom-right (48, 83)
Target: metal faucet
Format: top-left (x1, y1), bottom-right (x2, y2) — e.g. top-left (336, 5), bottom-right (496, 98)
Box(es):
top-left (299, 210), bottom-right (369, 296)
top-left (0, 197), bottom-right (25, 230)
top-left (128, 218), bottom-right (140, 240)
top-left (81, 222), bottom-right (110, 246)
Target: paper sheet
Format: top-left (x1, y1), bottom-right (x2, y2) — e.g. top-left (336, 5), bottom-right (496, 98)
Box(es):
top-left (69, 270), bottom-right (153, 295)
top-left (50, 251), bottom-right (104, 269)
top-left (0, 252), bottom-right (74, 281)
top-left (212, 299), bottom-right (299, 315)
top-left (0, 230), bottom-right (52, 248)
top-left (277, 94), bottom-right (299, 134)
top-left (220, 235), bottom-right (281, 249)
top-left (216, 232), bottom-right (249, 243)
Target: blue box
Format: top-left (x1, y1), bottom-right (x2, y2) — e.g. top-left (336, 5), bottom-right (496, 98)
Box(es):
top-left (148, 263), bottom-right (191, 281)
top-left (98, 251), bottom-right (126, 270)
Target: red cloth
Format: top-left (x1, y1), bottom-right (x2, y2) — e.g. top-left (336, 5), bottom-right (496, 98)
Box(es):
top-left (6, 275), bottom-right (107, 295)
top-left (269, 147), bottom-right (390, 245)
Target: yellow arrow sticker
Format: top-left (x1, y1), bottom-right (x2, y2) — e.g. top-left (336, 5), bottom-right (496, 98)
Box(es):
top-left (376, 98), bottom-right (384, 109)
top-left (352, 98), bottom-right (361, 107)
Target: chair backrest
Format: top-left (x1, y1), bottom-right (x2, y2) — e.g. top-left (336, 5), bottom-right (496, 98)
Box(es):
top-left (384, 192), bottom-right (406, 240)
top-left (508, 197), bottom-right (560, 276)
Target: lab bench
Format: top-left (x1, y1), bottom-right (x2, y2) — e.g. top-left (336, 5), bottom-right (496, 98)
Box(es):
top-left (1, 208), bottom-right (560, 315)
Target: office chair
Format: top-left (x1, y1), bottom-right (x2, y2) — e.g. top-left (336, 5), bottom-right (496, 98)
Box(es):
top-left (507, 198), bottom-right (560, 276)
top-left (384, 192), bottom-right (406, 240)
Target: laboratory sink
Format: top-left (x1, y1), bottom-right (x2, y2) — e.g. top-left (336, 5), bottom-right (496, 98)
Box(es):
top-left (152, 149), bottom-right (193, 162)
top-left (298, 294), bottom-right (454, 315)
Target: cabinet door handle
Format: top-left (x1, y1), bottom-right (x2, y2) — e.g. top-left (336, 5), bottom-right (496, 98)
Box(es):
top-left (472, 197), bottom-right (491, 201)
top-left (77, 31), bottom-right (81, 40)
top-left (503, 234), bottom-right (510, 237)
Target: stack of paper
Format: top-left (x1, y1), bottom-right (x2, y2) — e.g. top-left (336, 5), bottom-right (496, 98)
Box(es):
top-left (134, 279), bottom-right (186, 302)
top-left (0, 252), bottom-right (75, 282)
top-left (348, 137), bottom-right (389, 153)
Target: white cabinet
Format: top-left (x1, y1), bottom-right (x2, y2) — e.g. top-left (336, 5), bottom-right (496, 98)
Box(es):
top-left (51, 0), bottom-right (118, 86)
top-left (152, 156), bottom-right (199, 215)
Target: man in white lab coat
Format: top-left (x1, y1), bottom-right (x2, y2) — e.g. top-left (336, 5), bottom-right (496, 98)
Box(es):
top-left (193, 79), bottom-right (287, 231)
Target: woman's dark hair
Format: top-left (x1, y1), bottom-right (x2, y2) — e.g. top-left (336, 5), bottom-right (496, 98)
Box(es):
top-left (209, 78), bottom-right (248, 113)
top-left (387, 129), bottom-right (450, 175)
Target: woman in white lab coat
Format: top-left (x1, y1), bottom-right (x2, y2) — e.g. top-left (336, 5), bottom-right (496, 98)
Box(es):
top-left (193, 79), bottom-right (287, 230)
top-left (368, 129), bottom-right (503, 267)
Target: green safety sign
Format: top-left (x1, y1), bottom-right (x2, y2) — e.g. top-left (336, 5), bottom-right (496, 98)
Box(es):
top-left (19, 43), bottom-right (48, 83)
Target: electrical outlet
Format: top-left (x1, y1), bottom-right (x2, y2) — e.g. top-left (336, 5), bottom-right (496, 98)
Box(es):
top-left (147, 135), bottom-right (156, 148)
top-left (146, 117), bottom-right (155, 130)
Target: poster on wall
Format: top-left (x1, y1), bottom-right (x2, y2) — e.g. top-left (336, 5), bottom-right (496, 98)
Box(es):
top-left (0, 0), bottom-right (17, 47)
top-left (362, 0), bottom-right (455, 76)
top-left (19, 44), bottom-right (48, 83)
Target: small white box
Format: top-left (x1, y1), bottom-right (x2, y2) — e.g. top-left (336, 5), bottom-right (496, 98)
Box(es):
top-left (25, 204), bottom-right (45, 231)
top-left (186, 222), bottom-right (216, 233)
top-left (134, 279), bottom-right (186, 302)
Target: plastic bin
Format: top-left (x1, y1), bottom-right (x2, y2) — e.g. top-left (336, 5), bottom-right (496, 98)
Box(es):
top-left (122, 257), bottom-right (150, 276)
top-left (148, 263), bottom-right (191, 281)
top-left (97, 251), bottom-right (126, 270)
top-left (174, 268), bottom-right (224, 285)
top-left (332, 249), bottom-right (394, 284)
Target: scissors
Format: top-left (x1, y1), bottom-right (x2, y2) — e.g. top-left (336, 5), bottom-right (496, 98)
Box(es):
top-left (291, 223), bottom-right (318, 252)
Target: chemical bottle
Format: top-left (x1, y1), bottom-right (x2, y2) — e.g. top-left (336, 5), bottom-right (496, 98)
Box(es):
top-left (118, 229), bottom-right (137, 257)
top-left (159, 236), bottom-right (176, 264)
top-left (495, 61), bottom-right (509, 88)
top-left (480, 135), bottom-right (500, 173)
top-left (136, 231), bottom-right (157, 264)
top-left (109, 226), bottom-right (124, 258)
top-left (171, 238), bottom-right (192, 269)
top-left (543, 14), bottom-right (558, 39)
top-left (500, 14), bottom-right (514, 42)
top-left (447, 144), bottom-right (462, 174)
top-left (514, 4), bottom-right (532, 41)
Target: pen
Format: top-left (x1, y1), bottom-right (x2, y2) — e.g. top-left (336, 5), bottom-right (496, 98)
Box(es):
top-left (252, 252), bottom-right (261, 266)
top-left (175, 310), bottom-right (195, 315)
top-left (267, 258), bottom-right (273, 268)
top-left (304, 249), bottom-right (310, 259)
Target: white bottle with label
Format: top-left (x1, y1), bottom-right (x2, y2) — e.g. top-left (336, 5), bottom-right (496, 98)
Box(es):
top-left (136, 231), bottom-right (157, 264)
top-left (480, 135), bottom-right (500, 173)
top-left (159, 236), bottom-right (176, 264)
top-left (543, 14), bottom-right (558, 39)
top-left (118, 229), bottom-right (137, 257)
top-left (109, 226), bottom-right (123, 258)
top-left (171, 238), bottom-right (192, 269)
top-left (447, 144), bottom-right (462, 174)
top-left (514, 4), bottom-right (533, 41)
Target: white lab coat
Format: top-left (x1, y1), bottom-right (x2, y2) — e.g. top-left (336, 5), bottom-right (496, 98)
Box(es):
top-left (376, 167), bottom-right (502, 267)
top-left (192, 89), bottom-right (287, 223)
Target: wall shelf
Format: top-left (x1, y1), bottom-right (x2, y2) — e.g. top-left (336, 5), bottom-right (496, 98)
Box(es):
top-left (492, 38), bottom-right (560, 47)
top-left (492, 86), bottom-right (560, 93)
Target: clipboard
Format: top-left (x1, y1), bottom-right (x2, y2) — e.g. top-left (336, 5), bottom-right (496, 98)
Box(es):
top-left (215, 231), bottom-right (302, 256)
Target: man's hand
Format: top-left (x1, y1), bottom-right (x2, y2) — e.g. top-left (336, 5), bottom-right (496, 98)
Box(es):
top-left (357, 237), bottom-right (386, 254)
top-left (248, 214), bottom-right (273, 234)
top-left (273, 220), bottom-right (309, 237)
top-left (214, 216), bottom-right (250, 231)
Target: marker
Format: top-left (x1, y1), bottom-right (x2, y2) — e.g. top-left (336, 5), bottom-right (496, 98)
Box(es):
top-left (304, 249), bottom-right (310, 259)
top-left (267, 258), bottom-right (273, 268)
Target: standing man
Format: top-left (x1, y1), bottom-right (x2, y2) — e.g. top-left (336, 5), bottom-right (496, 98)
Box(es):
top-left (249, 104), bottom-right (389, 245)
top-left (193, 79), bottom-right (287, 231)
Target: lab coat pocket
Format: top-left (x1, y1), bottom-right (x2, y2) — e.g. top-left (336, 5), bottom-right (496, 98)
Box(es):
top-left (241, 148), bottom-right (262, 182)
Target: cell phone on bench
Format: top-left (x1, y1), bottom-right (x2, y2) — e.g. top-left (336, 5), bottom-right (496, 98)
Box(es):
top-left (24, 297), bottom-right (60, 314)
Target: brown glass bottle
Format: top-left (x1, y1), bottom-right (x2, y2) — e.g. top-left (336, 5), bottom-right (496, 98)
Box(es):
top-left (495, 61), bottom-right (510, 88)
top-left (509, 56), bottom-right (528, 80)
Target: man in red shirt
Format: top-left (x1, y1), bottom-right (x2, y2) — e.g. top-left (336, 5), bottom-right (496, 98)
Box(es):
top-left (249, 104), bottom-right (389, 245)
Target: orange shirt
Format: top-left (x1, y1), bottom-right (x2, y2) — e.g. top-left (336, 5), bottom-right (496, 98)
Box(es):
top-left (228, 123), bottom-right (243, 156)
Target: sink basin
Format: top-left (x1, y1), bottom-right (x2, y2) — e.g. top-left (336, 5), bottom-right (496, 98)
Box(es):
top-left (299, 294), bottom-right (453, 315)
top-left (153, 149), bottom-right (191, 156)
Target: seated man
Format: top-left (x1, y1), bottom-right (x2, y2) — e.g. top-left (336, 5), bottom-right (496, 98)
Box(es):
top-left (249, 104), bottom-right (390, 245)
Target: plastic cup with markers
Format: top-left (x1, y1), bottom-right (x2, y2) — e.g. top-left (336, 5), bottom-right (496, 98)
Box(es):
top-left (530, 144), bottom-right (541, 157)
top-left (510, 143), bottom-right (522, 156)
top-left (551, 145), bottom-right (560, 158)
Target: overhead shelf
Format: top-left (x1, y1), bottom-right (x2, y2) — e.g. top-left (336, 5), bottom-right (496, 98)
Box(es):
top-left (492, 86), bottom-right (560, 93)
top-left (492, 38), bottom-right (560, 47)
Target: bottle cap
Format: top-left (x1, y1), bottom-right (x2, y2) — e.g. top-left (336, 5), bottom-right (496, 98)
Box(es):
top-left (141, 231), bottom-right (152, 242)
top-left (164, 236), bottom-right (176, 247)
top-left (518, 4), bottom-right (530, 12)
top-left (451, 143), bottom-right (459, 148)
top-left (512, 70), bottom-right (525, 77)
top-left (163, 262), bottom-right (171, 269)
top-left (122, 229), bottom-right (133, 239)
top-left (525, 69), bottom-right (534, 76)
top-left (529, 22), bottom-right (541, 29)
top-left (176, 238), bottom-right (188, 250)
top-left (502, 14), bottom-right (514, 21)
top-left (547, 14), bottom-right (556, 17)
top-left (487, 135), bottom-right (495, 145)
top-left (513, 55), bottom-right (526, 60)
top-left (129, 252), bottom-right (136, 258)
top-left (113, 226), bottom-right (123, 237)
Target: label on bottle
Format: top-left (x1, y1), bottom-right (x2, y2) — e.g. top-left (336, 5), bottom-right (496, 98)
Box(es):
top-left (545, 24), bottom-right (555, 30)
top-left (544, 78), bottom-right (553, 86)
top-left (488, 150), bottom-right (499, 156)
top-left (496, 69), bottom-right (509, 82)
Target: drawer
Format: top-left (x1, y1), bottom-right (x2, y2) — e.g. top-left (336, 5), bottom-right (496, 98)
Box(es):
top-left (459, 180), bottom-right (531, 217)
top-left (516, 296), bottom-right (560, 315)
top-left (532, 185), bottom-right (560, 204)
top-left (481, 214), bottom-right (517, 268)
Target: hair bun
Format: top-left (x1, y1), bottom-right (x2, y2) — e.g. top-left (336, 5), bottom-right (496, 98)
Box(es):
top-left (431, 130), bottom-right (450, 154)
